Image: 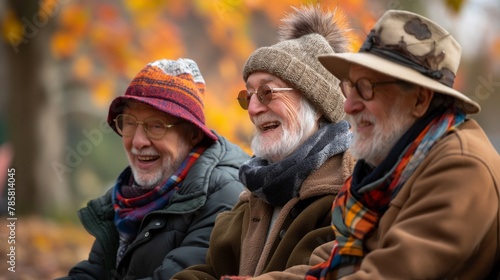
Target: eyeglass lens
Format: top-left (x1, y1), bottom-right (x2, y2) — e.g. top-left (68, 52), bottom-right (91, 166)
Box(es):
top-left (340, 78), bottom-right (375, 100)
top-left (237, 85), bottom-right (274, 110)
top-left (115, 114), bottom-right (169, 139)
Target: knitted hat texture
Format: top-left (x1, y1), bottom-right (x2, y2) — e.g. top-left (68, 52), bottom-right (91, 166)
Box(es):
top-left (107, 58), bottom-right (217, 141)
top-left (242, 5), bottom-right (350, 123)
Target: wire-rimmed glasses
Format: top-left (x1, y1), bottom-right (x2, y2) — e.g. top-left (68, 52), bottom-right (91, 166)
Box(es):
top-left (113, 114), bottom-right (183, 140)
top-left (237, 84), bottom-right (294, 110)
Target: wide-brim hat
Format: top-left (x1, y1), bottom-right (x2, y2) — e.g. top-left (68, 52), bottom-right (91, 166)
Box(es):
top-left (318, 10), bottom-right (480, 114)
top-left (107, 59), bottom-right (218, 141)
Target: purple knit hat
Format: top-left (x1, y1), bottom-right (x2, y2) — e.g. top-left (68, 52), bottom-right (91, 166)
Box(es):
top-left (107, 58), bottom-right (218, 141)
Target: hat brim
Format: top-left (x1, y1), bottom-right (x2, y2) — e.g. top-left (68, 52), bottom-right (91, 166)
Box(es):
top-left (318, 53), bottom-right (480, 114)
top-left (107, 95), bottom-right (218, 141)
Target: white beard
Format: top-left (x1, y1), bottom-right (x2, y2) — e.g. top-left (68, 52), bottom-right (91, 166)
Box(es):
top-left (251, 99), bottom-right (318, 163)
top-left (347, 104), bottom-right (414, 166)
top-left (128, 143), bottom-right (189, 187)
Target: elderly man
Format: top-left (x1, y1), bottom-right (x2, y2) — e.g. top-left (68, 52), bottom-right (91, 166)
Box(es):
top-left (172, 5), bottom-right (355, 280)
top-left (60, 58), bottom-right (249, 279)
top-left (306, 10), bottom-right (500, 280)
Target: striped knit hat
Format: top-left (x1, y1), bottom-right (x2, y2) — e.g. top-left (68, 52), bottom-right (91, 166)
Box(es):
top-left (107, 58), bottom-right (218, 141)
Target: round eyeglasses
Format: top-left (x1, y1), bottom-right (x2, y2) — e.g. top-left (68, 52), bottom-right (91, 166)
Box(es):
top-left (114, 114), bottom-right (183, 140)
top-left (237, 84), bottom-right (294, 110)
top-left (340, 78), bottom-right (406, 101)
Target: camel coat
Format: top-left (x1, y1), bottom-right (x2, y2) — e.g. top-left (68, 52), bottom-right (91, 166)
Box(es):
top-left (172, 152), bottom-right (355, 280)
top-left (319, 119), bottom-right (500, 280)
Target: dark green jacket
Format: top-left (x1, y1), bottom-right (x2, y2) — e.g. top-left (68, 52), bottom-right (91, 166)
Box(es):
top-left (61, 133), bottom-right (249, 280)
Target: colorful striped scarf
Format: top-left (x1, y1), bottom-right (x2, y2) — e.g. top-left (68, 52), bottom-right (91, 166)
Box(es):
top-left (112, 144), bottom-right (206, 259)
top-left (306, 108), bottom-right (465, 279)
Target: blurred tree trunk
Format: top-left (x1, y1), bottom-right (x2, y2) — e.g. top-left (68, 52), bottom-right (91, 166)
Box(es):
top-left (4, 0), bottom-right (71, 215)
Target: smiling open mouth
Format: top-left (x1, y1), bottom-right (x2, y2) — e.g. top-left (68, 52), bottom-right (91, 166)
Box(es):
top-left (137, 155), bottom-right (160, 162)
top-left (260, 121), bottom-right (280, 132)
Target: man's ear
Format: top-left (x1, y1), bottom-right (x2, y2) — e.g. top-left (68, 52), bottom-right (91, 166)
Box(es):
top-left (315, 110), bottom-right (322, 122)
top-left (412, 87), bottom-right (434, 118)
top-left (190, 127), bottom-right (204, 146)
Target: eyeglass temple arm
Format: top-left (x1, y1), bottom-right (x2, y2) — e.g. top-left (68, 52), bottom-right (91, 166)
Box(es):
top-left (271, 87), bottom-right (294, 92)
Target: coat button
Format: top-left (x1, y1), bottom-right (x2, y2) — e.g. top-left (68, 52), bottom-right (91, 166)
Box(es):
top-left (145, 232), bottom-right (150, 237)
top-left (290, 208), bottom-right (300, 218)
top-left (279, 229), bottom-right (286, 239)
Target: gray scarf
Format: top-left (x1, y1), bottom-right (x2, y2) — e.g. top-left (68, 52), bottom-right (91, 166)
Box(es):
top-left (239, 120), bottom-right (352, 207)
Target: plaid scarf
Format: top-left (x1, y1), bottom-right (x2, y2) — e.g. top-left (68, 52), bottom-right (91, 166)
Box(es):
top-left (112, 145), bottom-right (206, 263)
top-left (306, 108), bottom-right (465, 279)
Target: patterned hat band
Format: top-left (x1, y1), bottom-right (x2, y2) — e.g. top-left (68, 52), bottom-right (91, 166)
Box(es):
top-left (359, 30), bottom-right (455, 88)
top-left (318, 10), bottom-right (480, 114)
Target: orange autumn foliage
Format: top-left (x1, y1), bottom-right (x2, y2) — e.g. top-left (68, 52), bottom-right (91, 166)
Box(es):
top-left (9, 0), bottom-right (488, 154)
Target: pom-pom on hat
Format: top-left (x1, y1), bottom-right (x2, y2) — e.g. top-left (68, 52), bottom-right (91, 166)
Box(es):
top-left (107, 58), bottom-right (218, 141)
top-left (318, 10), bottom-right (480, 114)
top-left (242, 5), bottom-right (350, 123)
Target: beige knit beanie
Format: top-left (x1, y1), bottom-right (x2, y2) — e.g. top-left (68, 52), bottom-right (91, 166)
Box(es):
top-left (242, 5), bottom-right (350, 123)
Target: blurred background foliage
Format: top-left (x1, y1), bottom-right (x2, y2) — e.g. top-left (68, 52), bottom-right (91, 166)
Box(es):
top-left (0, 0), bottom-right (498, 278)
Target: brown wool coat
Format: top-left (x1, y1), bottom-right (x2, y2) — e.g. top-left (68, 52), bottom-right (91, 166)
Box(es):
top-left (171, 152), bottom-right (355, 280)
top-left (322, 119), bottom-right (500, 280)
